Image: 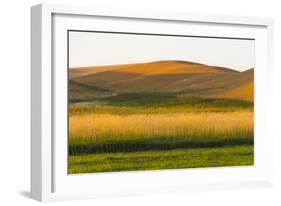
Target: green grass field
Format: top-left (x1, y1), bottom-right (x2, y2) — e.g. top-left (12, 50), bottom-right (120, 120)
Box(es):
top-left (69, 145), bottom-right (254, 174)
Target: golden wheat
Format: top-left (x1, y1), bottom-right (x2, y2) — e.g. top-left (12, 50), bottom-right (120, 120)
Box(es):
top-left (69, 111), bottom-right (253, 141)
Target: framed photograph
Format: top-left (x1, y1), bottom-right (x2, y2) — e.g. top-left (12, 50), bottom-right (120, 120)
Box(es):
top-left (31, 3), bottom-right (274, 201)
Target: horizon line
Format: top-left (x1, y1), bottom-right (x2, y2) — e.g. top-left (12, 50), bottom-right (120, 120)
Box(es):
top-left (69, 59), bottom-right (254, 72)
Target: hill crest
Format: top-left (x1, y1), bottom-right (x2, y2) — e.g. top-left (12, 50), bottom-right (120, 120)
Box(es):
top-left (70, 60), bottom-right (240, 78)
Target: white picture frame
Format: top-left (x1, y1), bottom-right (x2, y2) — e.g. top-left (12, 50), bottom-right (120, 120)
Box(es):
top-left (31, 3), bottom-right (274, 202)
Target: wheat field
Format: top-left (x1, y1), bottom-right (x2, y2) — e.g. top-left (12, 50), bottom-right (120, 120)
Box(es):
top-left (70, 112), bottom-right (253, 140)
top-left (69, 111), bottom-right (253, 155)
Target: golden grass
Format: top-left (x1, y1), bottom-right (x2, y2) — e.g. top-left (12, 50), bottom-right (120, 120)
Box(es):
top-left (69, 111), bottom-right (253, 141)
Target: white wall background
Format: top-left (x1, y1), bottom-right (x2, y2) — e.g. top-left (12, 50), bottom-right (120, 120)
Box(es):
top-left (0, 0), bottom-right (280, 205)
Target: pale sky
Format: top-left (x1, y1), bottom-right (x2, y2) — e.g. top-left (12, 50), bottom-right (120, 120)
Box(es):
top-left (69, 31), bottom-right (255, 72)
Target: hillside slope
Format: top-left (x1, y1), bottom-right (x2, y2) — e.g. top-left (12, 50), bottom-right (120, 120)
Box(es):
top-left (218, 80), bottom-right (254, 101)
top-left (69, 61), bottom-right (254, 102)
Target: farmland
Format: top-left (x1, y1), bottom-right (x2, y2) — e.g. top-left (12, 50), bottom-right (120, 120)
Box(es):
top-left (68, 60), bottom-right (254, 174)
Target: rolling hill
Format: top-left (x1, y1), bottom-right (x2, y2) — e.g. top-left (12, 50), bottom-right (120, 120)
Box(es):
top-left (69, 60), bottom-right (254, 102)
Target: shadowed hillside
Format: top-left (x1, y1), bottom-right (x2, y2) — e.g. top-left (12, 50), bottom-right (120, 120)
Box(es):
top-left (69, 80), bottom-right (116, 102)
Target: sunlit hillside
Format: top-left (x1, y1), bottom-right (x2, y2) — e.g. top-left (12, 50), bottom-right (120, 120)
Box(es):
top-left (69, 60), bottom-right (254, 101)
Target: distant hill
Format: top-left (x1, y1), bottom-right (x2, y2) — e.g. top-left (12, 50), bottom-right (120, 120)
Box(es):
top-left (69, 64), bottom-right (139, 79)
top-left (69, 60), bottom-right (254, 102)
